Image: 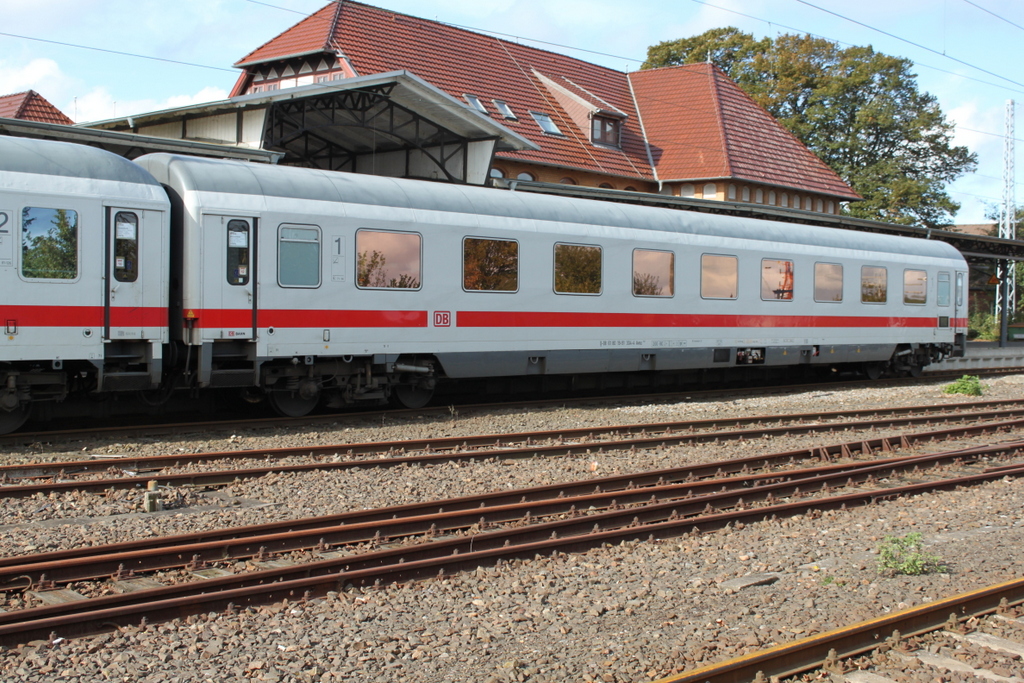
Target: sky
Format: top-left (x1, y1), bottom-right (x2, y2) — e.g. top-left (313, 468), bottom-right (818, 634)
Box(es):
top-left (2, 0), bottom-right (1022, 226)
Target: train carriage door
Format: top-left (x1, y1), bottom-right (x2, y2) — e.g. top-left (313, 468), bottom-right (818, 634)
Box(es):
top-left (105, 208), bottom-right (146, 340)
top-left (201, 215), bottom-right (256, 340)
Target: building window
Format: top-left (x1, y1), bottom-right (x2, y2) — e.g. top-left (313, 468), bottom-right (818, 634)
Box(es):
top-left (701, 254), bottom-right (737, 299)
top-left (356, 229), bottom-right (421, 289)
top-left (516, 172), bottom-right (535, 181)
top-left (805, 197), bottom-right (813, 211)
top-left (761, 259), bottom-right (794, 300)
top-left (827, 201), bottom-right (835, 214)
top-left (633, 249), bottom-right (674, 297)
top-left (861, 266), bottom-right (887, 303)
top-left (755, 189), bottom-right (764, 204)
top-left (489, 168), bottom-right (505, 179)
top-left (599, 183), bottom-right (614, 189)
top-left (816, 198), bottom-right (824, 212)
top-left (559, 177), bottom-right (577, 185)
top-left (742, 187), bottom-right (751, 202)
top-left (530, 111), bottom-right (563, 135)
top-left (22, 207), bottom-right (78, 280)
top-left (814, 263), bottom-right (843, 302)
top-left (903, 269), bottom-right (927, 304)
top-left (624, 186), bottom-right (637, 192)
top-left (702, 183), bottom-right (717, 199)
top-left (278, 225), bottom-right (321, 288)
top-left (680, 184), bottom-right (695, 198)
top-left (591, 116), bottom-right (620, 145)
top-left (463, 94), bottom-right (488, 114)
top-left (728, 184), bottom-right (737, 200)
top-left (464, 237), bottom-right (518, 292)
top-left (781, 193), bottom-right (789, 208)
top-left (492, 100), bottom-right (516, 119)
top-left (554, 243), bottom-right (602, 294)
top-left (768, 190), bottom-right (776, 205)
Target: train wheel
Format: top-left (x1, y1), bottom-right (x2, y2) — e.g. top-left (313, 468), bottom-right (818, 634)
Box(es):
top-left (266, 391), bottom-right (319, 418)
top-left (863, 362), bottom-right (885, 380)
top-left (391, 384), bottom-right (434, 409)
top-left (0, 404), bottom-right (31, 435)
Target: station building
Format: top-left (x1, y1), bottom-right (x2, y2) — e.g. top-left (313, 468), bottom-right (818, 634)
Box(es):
top-left (81, 0), bottom-right (858, 214)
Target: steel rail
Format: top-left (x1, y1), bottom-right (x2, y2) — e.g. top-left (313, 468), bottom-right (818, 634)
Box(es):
top-left (652, 577), bottom-right (1024, 683)
top-left (3, 425), bottom-right (997, 572)
top-left (6, 369), bottom-right (1013, 446)
top-left (3, 405), bottom-right (1024, 498)
top-left (0, 461), bottom-right (1021, 647)
top-left (1, 442), bottom-right (1018, 588)
top-left (3, 398), bottom-right (1021, 482)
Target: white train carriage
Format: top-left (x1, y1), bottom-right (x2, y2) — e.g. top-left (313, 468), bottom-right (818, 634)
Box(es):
top-left (0, 137), bottom-right (170, 432)
top-left (136, 153), bottom-right (967, 416)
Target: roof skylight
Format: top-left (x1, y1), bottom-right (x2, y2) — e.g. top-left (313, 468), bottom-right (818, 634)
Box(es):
top-left (463, 94), bottom-right (488, 114)
top-left (530, 111), bottom-right (562, 136)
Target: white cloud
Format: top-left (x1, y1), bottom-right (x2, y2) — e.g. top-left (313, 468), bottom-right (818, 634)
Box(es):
top-left (74, 86), bottom-right (229, 124)
top-left (0, 58), bottom-right (73, 98)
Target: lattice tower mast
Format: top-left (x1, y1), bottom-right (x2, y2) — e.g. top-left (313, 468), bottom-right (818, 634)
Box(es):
top-left (997, 99), bottom-right (1016, 316)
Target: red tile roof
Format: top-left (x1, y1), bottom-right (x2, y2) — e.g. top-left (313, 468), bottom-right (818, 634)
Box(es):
top-left (0, 90), bottom-right (74, 125)
top-left (629, 64), bottom-right (859, 199)
top-left (234, 1), bottom-right (856, 199)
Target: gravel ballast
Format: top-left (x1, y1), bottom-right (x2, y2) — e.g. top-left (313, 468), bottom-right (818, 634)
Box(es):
top-left (2, 375), bottom-right (1023, 682)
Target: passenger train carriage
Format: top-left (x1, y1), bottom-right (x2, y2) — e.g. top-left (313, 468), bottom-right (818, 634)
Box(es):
top-left (0, 136), bottom-right (967, 432)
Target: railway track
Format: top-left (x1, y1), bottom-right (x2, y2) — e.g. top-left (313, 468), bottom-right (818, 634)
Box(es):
top-left (4, 399), bottom-right (1024, 497)
top-left (5, 368), bottom-right (1019, 446)
top-left (0, 429), bottom-right (1020, 647)
top-left (654, 579), bottom-right (1024, 683)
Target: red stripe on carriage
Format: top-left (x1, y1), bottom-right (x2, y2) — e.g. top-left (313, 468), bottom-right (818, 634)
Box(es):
top-left (256, 309), bottom-right (428, 328)
top-left (455, 311), bottom-right (946, 329)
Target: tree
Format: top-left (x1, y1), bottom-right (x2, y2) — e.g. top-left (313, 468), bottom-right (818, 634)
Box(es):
top-left (22, 207), bottom-right (78, 279)
top-left (643, 29), bottom-right (977, 228)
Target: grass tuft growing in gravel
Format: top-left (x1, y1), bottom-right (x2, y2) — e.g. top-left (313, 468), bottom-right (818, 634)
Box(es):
top-left (876, 532), bottom-right (948, 576)
top-left (942, 375), bottom-right (986, 396)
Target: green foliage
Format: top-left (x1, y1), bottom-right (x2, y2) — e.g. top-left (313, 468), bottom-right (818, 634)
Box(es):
top-left (942, 375), bottom-right (985, 396)
top-left (21, 207), bottom-right (78, 279)
top-left (876, 533), bottom-right (947, 576)
top-left (968, 310), bottom-right (1000, 341)
top-left (643, 29), bottom-right (977, 228)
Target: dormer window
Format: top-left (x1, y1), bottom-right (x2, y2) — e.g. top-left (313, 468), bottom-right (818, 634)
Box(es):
top-left (592, 116), bottom-right (621, 146)
top-left (530, 111), bottom-right (563, 136)
top-left (463, 94), bottom-right (488, 114)
top-left (492, 99), bottom-right (517, 119)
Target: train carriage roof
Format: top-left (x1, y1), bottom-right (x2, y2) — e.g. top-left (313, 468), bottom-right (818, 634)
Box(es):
top-left (0, 136), bottom-right (163, 188)
top-left (136, 153), bottom-right (965, 263)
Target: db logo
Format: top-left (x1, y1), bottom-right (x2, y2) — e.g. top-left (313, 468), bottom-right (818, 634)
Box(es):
top-left (433, 311), bottom-right (451, 327)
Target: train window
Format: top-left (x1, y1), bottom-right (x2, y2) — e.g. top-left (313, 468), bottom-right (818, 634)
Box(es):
top-left (938, 272), bottom-right (951, 307)
top-left (278, 225), bottom-right (321, 288)
top-left (700, 254), bottom-right (737, 299)
top-left (113, 212), bottom-right (138, 283)
top-left (554, 243), bottom-right (602, 294)
top-left (356, 229), bottom-right (421, 289)
top-left (633, 249), bottom-right (674, 297)
top-left (761, 259), bottom-right (794, 300)
top-left (226, 220), bottom-right (250, 286)
top-left (814, 263), bottom-right (843, 302)
top-left (903, 269), bottom-right (927, 305)
top-left (861, 266), bottom-right (887, 303)
top-left (956, 272), bottom-right (964, 307)
top-left (463, 237), bottom-right (518, 292)
top-left (21, 207), bottom-right (78, 280)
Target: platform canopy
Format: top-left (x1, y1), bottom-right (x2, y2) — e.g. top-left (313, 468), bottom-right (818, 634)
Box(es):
top-left (85, 71), bottom-right (538, 185)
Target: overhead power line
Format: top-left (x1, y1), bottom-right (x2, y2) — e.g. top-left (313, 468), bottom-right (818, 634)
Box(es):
top-left (961, 0), bottom-right (1024, 33)
top-left (0, 31), bottom-right (236, 74)
top-left (793, 0), bottom-right (1024, 90)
